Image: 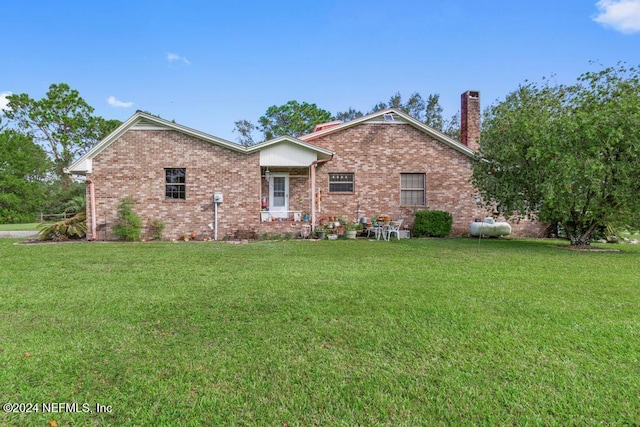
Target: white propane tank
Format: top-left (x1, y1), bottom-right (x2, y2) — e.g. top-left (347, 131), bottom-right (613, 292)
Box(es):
top-left (469, 217), bottom-right (512, 237)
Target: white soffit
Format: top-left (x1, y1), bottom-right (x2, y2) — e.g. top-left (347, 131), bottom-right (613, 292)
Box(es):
top-left (260, 141), bottom-right (318, 166)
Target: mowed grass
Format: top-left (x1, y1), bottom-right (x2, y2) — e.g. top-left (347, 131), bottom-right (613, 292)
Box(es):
top-left (1, 238), bottom-right (639, 426)
top-left (0, 223), bottom-right (39, 231)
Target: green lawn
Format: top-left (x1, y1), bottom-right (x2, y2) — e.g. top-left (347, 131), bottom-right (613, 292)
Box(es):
top-left (0, 223), bottom-right (39, 231)
top-left (1, 238), bottom-right (639, 426)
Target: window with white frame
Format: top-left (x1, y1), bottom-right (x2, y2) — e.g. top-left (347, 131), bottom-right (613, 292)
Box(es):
top-left (400, 173), bottom-right (425, 206)
top-left (329, 173), bottom-right (354, 193)
top-left (165, 168), bottom-right (186, 200)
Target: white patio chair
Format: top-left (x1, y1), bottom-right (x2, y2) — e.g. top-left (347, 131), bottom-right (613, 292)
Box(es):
top-left (366, 220), bottom-right (381, 239)
top-left (386, 219), bottom-right (403, 240)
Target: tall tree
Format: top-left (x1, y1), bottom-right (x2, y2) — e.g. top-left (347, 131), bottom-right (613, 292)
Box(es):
top-left (335, 107), bottom-right (364, 122)
top-left (95, 117), bottom-right (123, 140)
top-left (257, 100), bottom-right (333, 140)
top-left (443, 112), bottom-right (460, 140)
top-left (387, 92), bottom-right (403, 109)
top-left (472, 63), bottom-right (640, 246)
top-left (5, 83), bottom-right (121, 182)
top-left (403, 92), bottom-right (426, 122)
top-left (0, 131), bottom-right (51, 223)
top-left (0, 93), bottom-right (8, 131)
top-left (232, 119), bottom-right (257, 146)
top-left (425, 94), bottom-right (444, 130)
top-left (369, 101), bottom-right (388, 113)
top-left (368, 91), bottom-right (447, 126)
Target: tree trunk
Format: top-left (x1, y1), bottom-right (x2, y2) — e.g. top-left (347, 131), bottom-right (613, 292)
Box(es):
top-left (563, 220), bottom-right (599, 246)
top-left (54, 160), bottom-right (73, 190)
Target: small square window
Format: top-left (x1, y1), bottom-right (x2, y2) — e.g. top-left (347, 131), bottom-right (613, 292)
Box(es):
top-left (329, 173), bottom-right (354, 193)
top-left (165, 168), bottom-right (186, 199)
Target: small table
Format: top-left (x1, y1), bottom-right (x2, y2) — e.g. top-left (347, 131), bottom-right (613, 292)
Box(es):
top-left (376, 222), bottom-right (391, 241)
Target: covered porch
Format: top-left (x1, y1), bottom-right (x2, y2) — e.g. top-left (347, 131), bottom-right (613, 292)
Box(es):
top-left (248, 136), bottom-right (333, 234)
top-left (260, 166), bottom-right (311, 223)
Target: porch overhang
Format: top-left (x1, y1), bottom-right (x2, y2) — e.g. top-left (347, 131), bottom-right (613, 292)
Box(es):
top-left (250, 135), bottom-right (333, 167)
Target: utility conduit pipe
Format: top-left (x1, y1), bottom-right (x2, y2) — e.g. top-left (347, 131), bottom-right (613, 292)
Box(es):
top-left (310, 157), bottom-right (332, 230)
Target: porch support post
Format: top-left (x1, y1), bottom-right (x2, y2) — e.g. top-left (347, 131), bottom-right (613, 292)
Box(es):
top-left (311, 162), bottom-right (316, 229)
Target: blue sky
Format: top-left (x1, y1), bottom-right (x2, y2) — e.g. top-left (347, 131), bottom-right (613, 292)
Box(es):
top-left (1, 0), bottom-right (639, 142)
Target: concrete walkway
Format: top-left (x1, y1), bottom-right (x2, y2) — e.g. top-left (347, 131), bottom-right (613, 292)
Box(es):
top-left (0, 230), bottom-right (38, 239)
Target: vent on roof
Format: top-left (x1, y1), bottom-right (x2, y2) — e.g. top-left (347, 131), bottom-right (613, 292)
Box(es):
top-left (383, 113), bottom-right (395, 122)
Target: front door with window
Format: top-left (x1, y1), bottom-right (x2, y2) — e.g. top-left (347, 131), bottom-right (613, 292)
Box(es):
top-left (269, 173), bottom-right (289, 218)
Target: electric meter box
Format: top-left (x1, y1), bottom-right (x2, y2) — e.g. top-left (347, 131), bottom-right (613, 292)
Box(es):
top-left (214, 193), bottom-right (223, 203)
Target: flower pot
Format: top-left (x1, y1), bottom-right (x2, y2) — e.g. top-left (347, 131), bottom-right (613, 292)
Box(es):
top-left (316, 231), bottom-right (326, 240)
top-left (345, 230), bottom-right (357, 240)
top-left (327, 234), bottom-right (338, 240)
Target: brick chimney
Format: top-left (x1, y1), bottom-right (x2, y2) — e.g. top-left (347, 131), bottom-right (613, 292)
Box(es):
top-left (460, 90), bottom-right (480, 151)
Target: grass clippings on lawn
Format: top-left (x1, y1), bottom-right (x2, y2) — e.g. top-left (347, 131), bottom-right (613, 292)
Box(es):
top-left (1, 238), bottom-right (639, 426)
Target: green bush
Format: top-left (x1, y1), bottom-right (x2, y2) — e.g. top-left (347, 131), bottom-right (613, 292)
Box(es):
top-left (1, 209), bottom-right (36, 224)
top-left (413, 210), bottom-right (453, 237)
top-left (112, 196), bottom-right (142, 241)
top-left (150, 219), bottom-right (166, 240)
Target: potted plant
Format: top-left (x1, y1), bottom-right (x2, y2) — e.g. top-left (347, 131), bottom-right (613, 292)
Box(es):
top-left (336, 216), bottom-right (348, 236)
top-left (345, 222), bottom-right (360, 239)
top-left (314, 226), bottom-right (326, 240)
top-left (327, 226), bottom-right (338, 240)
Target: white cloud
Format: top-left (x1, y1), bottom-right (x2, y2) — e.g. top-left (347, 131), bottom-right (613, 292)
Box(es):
top-left (593, 0), bottom-right (640, 33)
top-left (0, 91), bottom-right (11, 111)
top-left (107, 96), bottom-right (134, 108)
top-left (167, 52), bottom-right (191, 65)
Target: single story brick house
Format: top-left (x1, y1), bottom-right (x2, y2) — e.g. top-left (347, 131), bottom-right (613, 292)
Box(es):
top-left (66, 91), bottom-right (546, 240)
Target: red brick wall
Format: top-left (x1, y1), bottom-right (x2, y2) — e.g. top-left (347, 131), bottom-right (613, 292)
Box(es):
top-left (307, 123), bottom-right (545, 237)
top-left (87, 125), bottom-right (546, 240)
top-left (87, 130), bottom-right (261, 240)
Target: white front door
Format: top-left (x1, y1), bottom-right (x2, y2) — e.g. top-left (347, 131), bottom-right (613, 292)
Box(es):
top-left (269, 173), bottom-right (289, 218)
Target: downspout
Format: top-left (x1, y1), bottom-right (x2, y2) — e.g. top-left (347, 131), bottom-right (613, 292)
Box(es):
top-left (310, 157), bottom-right (332, 230)
top-left (87, 178), bottom-right (97, 240)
